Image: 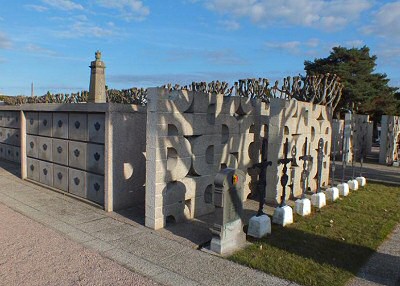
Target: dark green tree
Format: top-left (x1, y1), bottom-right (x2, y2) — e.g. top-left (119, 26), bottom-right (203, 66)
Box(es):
top-left (304, 46), bottom-right (399, 119)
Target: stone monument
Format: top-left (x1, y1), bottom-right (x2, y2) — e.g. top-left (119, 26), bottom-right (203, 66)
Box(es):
top-left (210, 168), bottom-right (247, 255)
top-left (88, 50), bottom-right (106, 103)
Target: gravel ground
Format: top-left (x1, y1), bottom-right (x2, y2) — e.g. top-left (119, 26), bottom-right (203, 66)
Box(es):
top-left (0, 203), bottom-right (159, 286)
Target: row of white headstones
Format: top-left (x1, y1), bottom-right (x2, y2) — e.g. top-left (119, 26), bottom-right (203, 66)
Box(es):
top-left (247, 176), bottom-right (367, 238)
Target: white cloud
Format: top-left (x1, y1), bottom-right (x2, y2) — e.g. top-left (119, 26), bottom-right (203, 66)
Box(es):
top-left (96, 0), bottom-right (150, 21)
top-left (25, 44), bottom-right (57, 56)
top-left (203, 0), bottom-right (372, 30)
top-left (25, 4), bottom-right (48, 12)
top-left (41, 0), bottom-right (83, 11)
top-left (0, 32), bottom-right (12, 49)
top-left (58, 21), bottom-right (115, 38)
top-left (363, 2), bottom-right (400, 41)
top-left (265, 41), bottom-right (301, 54)
top-left (219, 20), bottom-right (240, 30)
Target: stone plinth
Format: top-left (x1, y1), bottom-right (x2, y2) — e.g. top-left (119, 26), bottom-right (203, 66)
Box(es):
top-left (295, 198), bottom-right (311, 216)
top-left (272, 205), bottom-right (293, 226)
top-left (356, 177), bottom-right (366, 187)
top-left (247, 215), bottom-right (271, 238)
top-left (338, 183), bottom-right (349, 196)
top-left (348, 179), bottom-right (359, 190)
top-left (210, 219), bottom-right (246, 255)
top-left (325, 187), bottom-right (339, 202)
top-left (311, 192), bottom-right (326, 208)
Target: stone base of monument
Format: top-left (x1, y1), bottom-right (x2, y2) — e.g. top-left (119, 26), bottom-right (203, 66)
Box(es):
top-left (295, 198), bottom-right (311, 216)
top-left (311, 192), bottom-right (326, 208)
top-left (325, 187), bottom-right (339, 202)
top-left (348, 179), bottom-right (359, 190)
top-left (247, 215), bottom-right (271, 238)
top-left (209, 219), bottom-right (247, 255)
top-left (272, 205), bottom-right (293, 226)
top-left (338, 183), bottom-right (349, 196)
top-left (356, 177), bottom-right (366, 187)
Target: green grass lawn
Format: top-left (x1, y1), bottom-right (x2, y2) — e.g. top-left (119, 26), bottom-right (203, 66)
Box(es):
top-left (229, 183), bottom-right (400, 286)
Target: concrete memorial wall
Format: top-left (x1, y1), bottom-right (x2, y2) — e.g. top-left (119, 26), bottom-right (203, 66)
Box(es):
top-left (0, 103), bottom-right (146, 212)
top-left (266, 98), bottom-right (332, 204)
top-left (145, 88), bottom-right (332, 230)
top-left (0, 108), bottom-right (21, 164)
top-left (379, 115), bottom-right (400, 165)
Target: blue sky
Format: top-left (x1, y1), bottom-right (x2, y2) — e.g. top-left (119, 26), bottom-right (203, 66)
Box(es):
top-left (0, 0), bottom-right (399, 96)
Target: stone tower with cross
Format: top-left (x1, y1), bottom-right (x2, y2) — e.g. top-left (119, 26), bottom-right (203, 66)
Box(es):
top-left (88, 50), bottom-right (106, 103)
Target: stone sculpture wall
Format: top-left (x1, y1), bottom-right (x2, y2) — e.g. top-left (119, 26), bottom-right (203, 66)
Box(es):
top-left (145, 88), bottom-right (332, 230)
top-left (266, 99), bottom-right (332, 203)
top-left (379, 115), bottom-right (400, 165)
top-left (353, 114), bottom-right (373, 158)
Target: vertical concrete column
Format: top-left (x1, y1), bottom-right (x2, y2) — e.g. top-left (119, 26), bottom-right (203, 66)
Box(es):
top-left (104, 111), bottom-right (113, 212)
top-left (88, 50), bottom-right (106, 103)
top-left (145, 88), bottom-right (163, 230)
top-left (20, 110), bottom-right (27, 179)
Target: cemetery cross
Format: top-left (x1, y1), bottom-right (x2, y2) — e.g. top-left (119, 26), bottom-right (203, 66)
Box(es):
top-left (299, 137), bottom-right (313, 199)
top-left (278, 138), bottom-right (295, 207)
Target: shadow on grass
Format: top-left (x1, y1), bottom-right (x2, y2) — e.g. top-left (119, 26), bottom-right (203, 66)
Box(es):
top-left (243, 224), bottom-right (400, 285)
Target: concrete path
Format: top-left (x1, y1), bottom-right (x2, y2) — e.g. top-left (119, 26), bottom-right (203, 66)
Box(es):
top-left (0, 160), bottom-right (296, 286)
top-left (347, 224), bottom-right (400, 286)
top-left (0, 203), bottom-right (158, 286)
top-left (334, 160), bottom-right (400, 186)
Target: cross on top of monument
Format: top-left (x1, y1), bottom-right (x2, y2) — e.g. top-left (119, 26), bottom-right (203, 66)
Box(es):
top-left (95, 50), bottom-right (102, 60)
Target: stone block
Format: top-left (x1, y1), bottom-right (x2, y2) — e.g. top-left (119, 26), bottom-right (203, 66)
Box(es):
top-left (52, 138), bottom-right (68, 165)
top-left (87, 143), bottom-right (105, 175)
top-left (88, 113), bottom-right (105, 143)
top-left (272, 205), bottom-right (293, 226)
top-left (26, 112), bottom-right (39, 135)
top-left (53, 164), bottom-right (69, 192)
top-left (338, 183), bottom-right (349, 196)
top-left (52, 112), bottom-right (69, 139)
top-left (348, 179), bottom-right (359, 190)
top-left (27, 158), bottom-right (40, 181)
top-left (247, 215), bottom-right (271, 238)
top-left (38, 136), bottom-right (53, 161)
top-left (39, 160), bottom-right (53, 186)
top-left (26, 135), bottom-right (38, 158)
top-left (356, 176), bottom-right (366, 187)
top-left (87, 173), bottom-right (104, 205)
top-left (38, 112), bottom-right (52, 137)
top-left (69, 113), bottom-right (88, 141)
top-left (68, 141), bottom-right (87, 170)
top-left (325, 187), bottom-right (339, 202)
top-left (311, 192), bottom-right (326, 208)
top-left (69, 168), bottom-right (86, 198)
top-left (295, 198), bottom-right (311, 216)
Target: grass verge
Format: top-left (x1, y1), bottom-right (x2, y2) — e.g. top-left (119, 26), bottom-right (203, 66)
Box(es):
top-left (229, 183), bottom-right (400, 286)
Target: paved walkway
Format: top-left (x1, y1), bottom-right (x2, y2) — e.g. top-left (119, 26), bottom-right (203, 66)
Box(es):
top-left (334, 160), bottom-right (400, 186)
top-left (347, 224), bottom-right (400, 286)
top-left (0, 160), bottom-right (296, 286)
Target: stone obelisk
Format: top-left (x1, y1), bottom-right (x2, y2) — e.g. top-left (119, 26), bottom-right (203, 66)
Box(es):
top-left (88, 50), bottom-right (106, 103)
